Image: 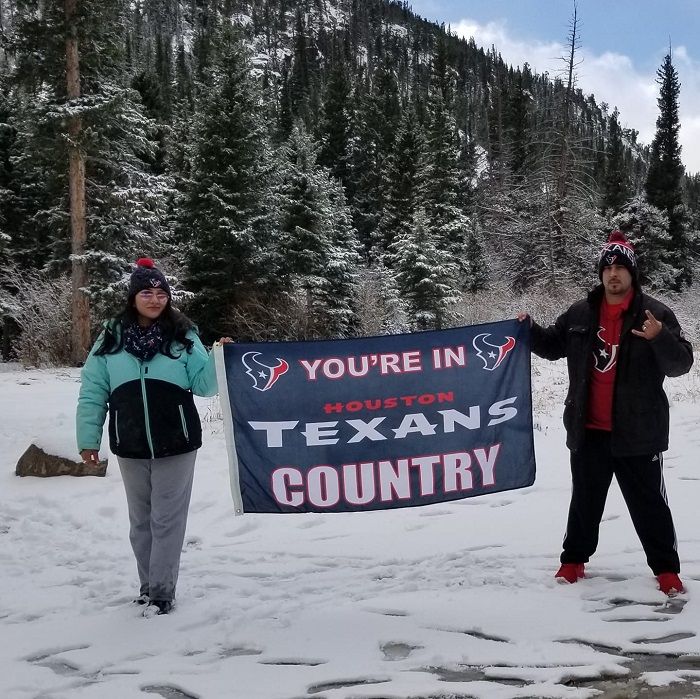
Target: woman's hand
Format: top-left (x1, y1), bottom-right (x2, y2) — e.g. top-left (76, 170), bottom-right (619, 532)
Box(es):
top-left (217, 337), bottom-right (234, 344)
top-left (80, 449), bottom-right (100, 465)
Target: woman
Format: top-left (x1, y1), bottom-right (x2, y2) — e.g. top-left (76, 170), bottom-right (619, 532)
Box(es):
top-left (76, 258), bottom-right (223, 616)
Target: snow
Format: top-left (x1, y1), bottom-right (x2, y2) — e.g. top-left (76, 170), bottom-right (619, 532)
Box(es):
top-left (2, 356), bottom-right (700, 698)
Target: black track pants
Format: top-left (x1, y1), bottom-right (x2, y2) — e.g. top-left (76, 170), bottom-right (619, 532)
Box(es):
top-left (560, 429), bottom-right (680, 574)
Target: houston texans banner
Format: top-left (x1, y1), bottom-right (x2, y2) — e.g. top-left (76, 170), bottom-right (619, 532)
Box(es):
top-left (214, 319), bottom-right (535, 514)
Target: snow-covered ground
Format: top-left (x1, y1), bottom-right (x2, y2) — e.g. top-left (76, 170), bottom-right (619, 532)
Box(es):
top-left (2, 356), bottom-right (700, 699)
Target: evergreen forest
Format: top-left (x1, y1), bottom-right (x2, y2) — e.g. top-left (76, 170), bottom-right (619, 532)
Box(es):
top-left (1, 0), bottom-right (699, 363)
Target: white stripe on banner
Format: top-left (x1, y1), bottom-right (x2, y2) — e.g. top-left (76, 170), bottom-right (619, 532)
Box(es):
top-left (214, 343), bottom-right (245, 515)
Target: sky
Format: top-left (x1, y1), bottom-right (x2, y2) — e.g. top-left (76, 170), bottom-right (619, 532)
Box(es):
top-left (4, 356), bottom-right (700, 698)
top-left (407, 0), bottom-right (700, 173)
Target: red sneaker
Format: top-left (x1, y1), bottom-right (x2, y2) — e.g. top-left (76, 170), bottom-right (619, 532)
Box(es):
top-left (657, 572), bottom-right (684, 596)
top-left (555, 563), bottom-right (585, 583)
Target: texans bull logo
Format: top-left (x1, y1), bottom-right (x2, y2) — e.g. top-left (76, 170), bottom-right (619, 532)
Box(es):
top-left (242, 351), bottom-right (290, 391)
top-left (472, 334), bottom-right (516, 371)
top-left (592, 326), bottom-right (617, 373)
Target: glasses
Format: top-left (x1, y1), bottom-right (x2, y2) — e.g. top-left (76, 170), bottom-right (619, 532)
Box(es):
top-left (137, 290), bottom-right (169, 303)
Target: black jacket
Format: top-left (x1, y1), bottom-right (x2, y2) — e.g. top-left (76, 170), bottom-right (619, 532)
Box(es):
top-left (531, 285), bottom-right (693, 456)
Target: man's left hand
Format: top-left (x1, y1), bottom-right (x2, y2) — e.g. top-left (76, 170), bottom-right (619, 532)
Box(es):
top-left (631, 310), bottom-right (662, 340)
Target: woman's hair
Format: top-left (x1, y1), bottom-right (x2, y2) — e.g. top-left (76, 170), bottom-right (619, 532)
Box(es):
top-left (95, 295), bottom-right (196, 357)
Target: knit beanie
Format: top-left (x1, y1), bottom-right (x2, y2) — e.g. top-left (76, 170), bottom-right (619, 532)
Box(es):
top-left (128, 258), bottom-right (171, 297)
top-left (598, 231), bottom-right (637, 280)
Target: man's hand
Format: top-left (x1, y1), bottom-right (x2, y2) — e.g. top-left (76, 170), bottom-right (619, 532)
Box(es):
top-left (80, 449), bottom-right (99, 465)
top-left (516, 312), bottom-right (533, 327)
top-left (631, 309), bottom-right (662, 340)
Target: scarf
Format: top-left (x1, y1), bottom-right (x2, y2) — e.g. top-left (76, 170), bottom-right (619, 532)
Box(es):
top-left (123, 321), bottom-right (164, 362)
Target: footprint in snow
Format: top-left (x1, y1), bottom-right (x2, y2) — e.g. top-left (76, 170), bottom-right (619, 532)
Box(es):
top-left (380, 641), bottom-right (422, 660)
top-left (296, 518), bottom-right (324, 529)
top-left (142, 685), bottom-right (198, 699)
top-left (307, 678), bottom-right (390, 694)
top-left (632, 631), bottom-right (696, 644)
top-left (223, 522), bottom-right (258, 538)
top-left (259, 657), bottom-right (326, 666)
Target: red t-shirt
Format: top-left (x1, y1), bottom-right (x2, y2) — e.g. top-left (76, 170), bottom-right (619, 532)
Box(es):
top-left (586, 290), bottom-right (633, 431)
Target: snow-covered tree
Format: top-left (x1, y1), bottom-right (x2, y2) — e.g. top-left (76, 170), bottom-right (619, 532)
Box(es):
top-left (463, 219), bottom-right (489, 292)
top-left (612, 196), bottom-right (677, 290)
top-left (391, 207), bottom-right (461, 330)
top-left (10, 0), bottom-right (172, 355)
top-left (645, 50), bottom-right (689, 288)
top-left (274, 123), bottom-right (360, 338)
top-left (376, 106), bottom-right (424, 256)
top-left (179, 30), bottom-right (274, 339)
top-left (420, 89), bottom-right (469, 287)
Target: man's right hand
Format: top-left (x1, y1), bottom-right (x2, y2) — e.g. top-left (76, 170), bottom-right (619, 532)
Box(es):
top-left (516, 312), bottom-right (533, 327)
top-left (80, 449), bottom-right (99, 465)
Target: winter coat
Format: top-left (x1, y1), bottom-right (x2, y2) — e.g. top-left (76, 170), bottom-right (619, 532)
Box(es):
top-left (76, 324), bottom-right (218, 459)
top-left (530, 285), bottom-right (693, 456)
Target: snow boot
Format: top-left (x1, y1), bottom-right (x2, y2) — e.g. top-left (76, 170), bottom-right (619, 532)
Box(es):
top-left (657, 572), bottom-right (684, 596)
top-left (555, 563), bottom-right (585, 583)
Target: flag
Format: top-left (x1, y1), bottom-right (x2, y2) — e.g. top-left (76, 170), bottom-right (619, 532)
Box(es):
top-left (215, 319), bottom-right (534, 514)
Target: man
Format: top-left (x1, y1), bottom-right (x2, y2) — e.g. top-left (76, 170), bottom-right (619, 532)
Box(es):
top-left (519, 231), bottom-right (693, 595)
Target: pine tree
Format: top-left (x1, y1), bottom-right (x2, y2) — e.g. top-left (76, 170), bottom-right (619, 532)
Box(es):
top-left (180, 31), bottom-right (274, 339)
top-left (507, 66), bottom-right (533, 180)
top-left (602, 107), bottom-right (631, 213)
top-left (318, 40), bottom-right (352, 187)
top-left (11, 0), bottom-right (170, 353)
top-left (289, 9), bottom-right (315, 127)
top-left (274, 123), bottom-right (359, 338)
top-left (277, 60), bottom-right (294, 141)
top-left (391, 207), bottom-right (460, 330)
top-left (612, 196), bottom-right (676, 289)
top-left (463, 219), bottom-right (488, 292)
top-left (376, 106), bottom-right (423, 255)
top-left (456, 117), bottom-right (479, 213)
top-left (324, 175), bottom-right (362, 336)
top-left (348, 61), bottom-right (400, 252)
top-left (348, 73), bottom-right (385, 252)
top-left (421, 78), bottom-right (469, 288)
top-left (355, 262), bottom-right (407, 336)
top-left (645, 50), bottom-right (689, 288)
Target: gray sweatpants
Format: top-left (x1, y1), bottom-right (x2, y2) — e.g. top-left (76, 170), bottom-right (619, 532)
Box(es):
top-left (117, 450), bottom-right (197, 602)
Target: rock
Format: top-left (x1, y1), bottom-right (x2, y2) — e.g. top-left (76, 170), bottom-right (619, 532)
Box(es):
top-left (16, 444), bottom-right (107, 478)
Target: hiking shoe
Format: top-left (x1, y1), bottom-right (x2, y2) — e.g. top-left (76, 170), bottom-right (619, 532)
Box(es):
top-left (133, 593), bottom-right (150, 605)
top-left (555, 563), bottom-right (585, 583)
top-left (143, 599), bottom-right (173, 617)
top-left (657, 572), bottom-right (684, 596)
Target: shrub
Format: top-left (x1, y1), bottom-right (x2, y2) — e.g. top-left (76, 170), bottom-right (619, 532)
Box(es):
top-left (0, 266), bottom-right (72, 367)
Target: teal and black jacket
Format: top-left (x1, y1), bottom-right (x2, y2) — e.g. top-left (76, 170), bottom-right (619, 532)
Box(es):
top-left (76, 324), bottom-right (218, 459)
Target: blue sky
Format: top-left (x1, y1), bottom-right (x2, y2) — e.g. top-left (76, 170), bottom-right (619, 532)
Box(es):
top-left (408, 0), bottom-right (700, 172)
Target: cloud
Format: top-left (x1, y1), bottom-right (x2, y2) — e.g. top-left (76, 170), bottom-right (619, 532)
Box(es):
top-left (452, 19), bottom-right (700, 173)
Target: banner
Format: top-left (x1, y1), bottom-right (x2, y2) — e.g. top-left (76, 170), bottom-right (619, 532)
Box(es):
top-left (215, 319), bottom-right (534, 514)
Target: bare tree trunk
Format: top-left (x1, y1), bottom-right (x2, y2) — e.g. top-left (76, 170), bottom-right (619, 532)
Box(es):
top-left (555, 2), bottom-right (578, 203)
top-left (549, 1), bottom-right (580, 278)
top-left (65, 0), bottom-right (90, 365)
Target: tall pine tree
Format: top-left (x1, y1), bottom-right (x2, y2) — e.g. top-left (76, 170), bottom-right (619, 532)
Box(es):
top-left (180, 30), bottom-right (275, 339)
top-left (645, 50), bottom-right (689, 288)
top-left (602, 107), bottom-right (631, 213)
